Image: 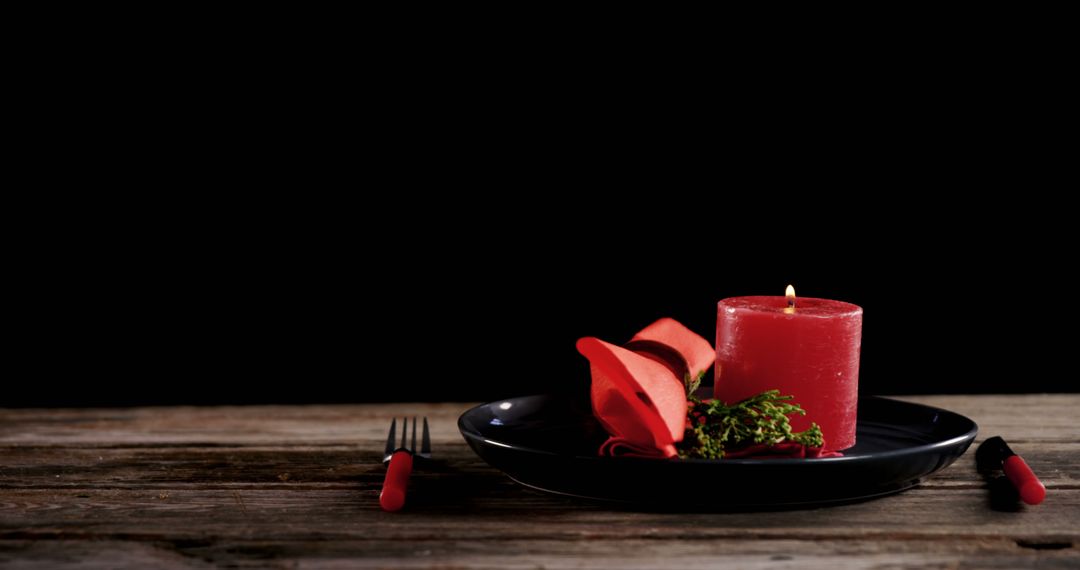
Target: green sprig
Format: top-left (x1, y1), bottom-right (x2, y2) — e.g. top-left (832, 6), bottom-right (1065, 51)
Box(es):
top-left (683, 370), bottom-right (705, 396)
top-left (677, 390), bottom-right (824, 459)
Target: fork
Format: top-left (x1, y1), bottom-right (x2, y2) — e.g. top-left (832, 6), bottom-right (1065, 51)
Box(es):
top-left (380, 416), bottom-right (431, 512)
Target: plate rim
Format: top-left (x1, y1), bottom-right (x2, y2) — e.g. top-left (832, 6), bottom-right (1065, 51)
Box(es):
top-left (458, 394), bottom-right (979, 466)
top-left (504, 472), bottom-right (922, 508)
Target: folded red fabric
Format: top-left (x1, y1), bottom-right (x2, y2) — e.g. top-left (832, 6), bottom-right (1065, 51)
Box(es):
top-left (577, 318), bottom-right (714, 458)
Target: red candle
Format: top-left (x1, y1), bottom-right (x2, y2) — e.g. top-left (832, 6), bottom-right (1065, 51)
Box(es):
top-left (714, 287), bottom-right (863, 451)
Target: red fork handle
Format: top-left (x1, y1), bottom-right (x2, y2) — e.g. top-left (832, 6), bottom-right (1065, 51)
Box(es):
top-left (1003, 455), bottom-right (1045, 505)
top-left (380, 450), bottom-right (413, 512)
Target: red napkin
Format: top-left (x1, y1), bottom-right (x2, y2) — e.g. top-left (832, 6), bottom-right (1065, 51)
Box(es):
top-left (577, 318), bottom-right (714, 458)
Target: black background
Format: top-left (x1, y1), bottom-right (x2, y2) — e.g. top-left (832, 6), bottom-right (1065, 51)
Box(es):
top-left (10, 204), bottom-right (1073, 407)
top-left (8, 13), bottom-right (1076, 407)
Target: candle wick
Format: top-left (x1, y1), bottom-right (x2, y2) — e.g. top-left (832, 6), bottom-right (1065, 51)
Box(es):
top-left (787, 299), bottom-right (796, 308)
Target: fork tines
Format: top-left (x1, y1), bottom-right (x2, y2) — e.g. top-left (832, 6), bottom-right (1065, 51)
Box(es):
top-left (383, 416), bottom-right (431, 459)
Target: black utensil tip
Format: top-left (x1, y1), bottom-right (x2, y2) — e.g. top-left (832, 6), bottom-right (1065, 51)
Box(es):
top-left (988, 474), bottom-right (1023, 512)
top-left (975, 436), bottom-right (1016, 473)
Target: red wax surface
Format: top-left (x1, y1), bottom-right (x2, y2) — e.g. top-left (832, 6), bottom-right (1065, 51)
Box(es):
top-left (714, 296), bottom-right (863, 451)
top-left (1003, 455), bottom-right (1046, 505)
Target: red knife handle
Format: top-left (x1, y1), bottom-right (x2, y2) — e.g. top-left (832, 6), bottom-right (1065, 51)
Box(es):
top-left (380, 450), bottom-right (413, 512)
top-left (1003, 455), bottom-right (1045, 505)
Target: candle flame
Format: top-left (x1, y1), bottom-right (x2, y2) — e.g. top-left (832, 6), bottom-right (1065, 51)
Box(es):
top-left (784, 284), bottom-right (796, 313)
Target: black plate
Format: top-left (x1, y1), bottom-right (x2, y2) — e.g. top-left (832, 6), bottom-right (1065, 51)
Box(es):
top-left (459, 394), bottom-right (978, 509)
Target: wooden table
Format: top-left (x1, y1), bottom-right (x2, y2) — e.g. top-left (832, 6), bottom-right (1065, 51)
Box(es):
top-left (0, 395), bottom-right (1076, 569)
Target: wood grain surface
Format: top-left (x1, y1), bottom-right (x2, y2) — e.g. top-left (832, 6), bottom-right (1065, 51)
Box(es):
top-left (0, 395), bottom-right (1076, 569)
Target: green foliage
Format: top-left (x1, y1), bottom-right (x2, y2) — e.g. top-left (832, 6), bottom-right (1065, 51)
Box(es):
top-left (677, 390), bottom-right (824, 459)
top-left (683, 370), bottom-right (705, 396)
